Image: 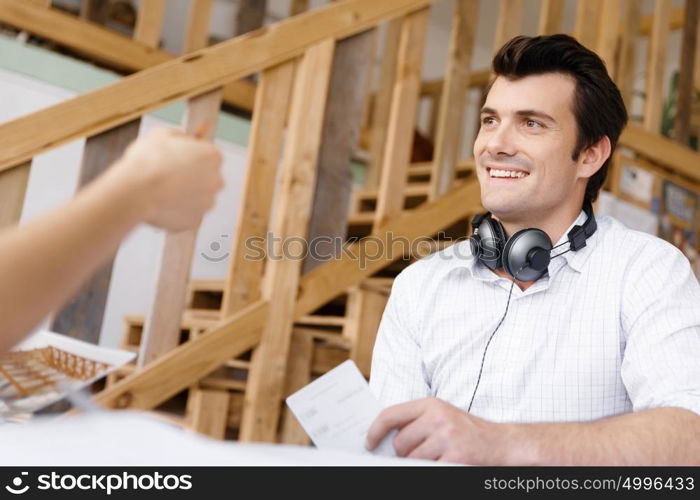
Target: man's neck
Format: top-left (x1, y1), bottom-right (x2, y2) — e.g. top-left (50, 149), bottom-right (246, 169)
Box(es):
top-left (497, 203), bottom-right (583, 248)
top-left (491, 202), bottom-right (585, 291)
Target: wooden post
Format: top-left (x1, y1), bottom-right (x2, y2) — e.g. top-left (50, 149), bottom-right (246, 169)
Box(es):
top-left (596, 0), bottom-right (623, 77)
top-left (80, 0), bottom-right (109, 24)
top-left (574, 0), bottom-right (602, 50)
top-left (138, 0), bottom-right (221, 367)
top-left (50, 120), bottom-right (141, 343)
top-left (220, 63), bottom-right (295, 316)
top-left (538, 0), bottom-right (564, 35)
top-left (493, 0), bottom-right (524, 51)
top-left (133, 0), bottom-right (166, 48)
top-left (373, 9), bottom-right (430, 230)
top-left (303, 30), bottom-right (375, 273)
top-left (617, 0), bottom-right (642, 111)
top-left (429, 0), bottom-right (477, 200)
top-left (365, 19), bottom-right (402, 189)
top-left (239, 39), bottom-right (335, 443)
top-left (187, 389), bottom-right (230, 440)
top-left (184, 0), bottom-right (214, 53)
top-left (289, 0), bottom-right (310, 16)
top-left (236, 0), bottom-right (267, 36)
top-left (674, 0), bottom-right (699, 144)
top-left (644, 0), bottom-right (672, 134)
top-left (0, 163), bottom-right (30, 228)
top-left (344, 285), bottom-right (389, 377)
top-left (278, 330), bottom-right (314, 444)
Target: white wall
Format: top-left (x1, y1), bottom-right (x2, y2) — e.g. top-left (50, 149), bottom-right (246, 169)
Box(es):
top-left (0, 68), bottom-right (248, 348)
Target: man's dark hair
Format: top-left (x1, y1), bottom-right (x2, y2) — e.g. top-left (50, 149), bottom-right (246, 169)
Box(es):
top-left (491, 34), bottom-right (628, 203)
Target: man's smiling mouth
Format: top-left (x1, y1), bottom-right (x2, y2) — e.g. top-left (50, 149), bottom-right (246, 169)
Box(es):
top-left (487, 167), bottom-right (530, 179)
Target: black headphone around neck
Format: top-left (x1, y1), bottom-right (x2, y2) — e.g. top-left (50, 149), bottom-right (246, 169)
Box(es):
top-left (468, 201), bottom-right (597, 282)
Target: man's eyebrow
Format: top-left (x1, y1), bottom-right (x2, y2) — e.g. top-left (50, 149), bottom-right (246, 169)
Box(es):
top-left (480, 106), bottom-right (498, 115)
top-left (515, 109), bottom-right (557, 124)
top-left (479, 107), bottom-right (558, 125)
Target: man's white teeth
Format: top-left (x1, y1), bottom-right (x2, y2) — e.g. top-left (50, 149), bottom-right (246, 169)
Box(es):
top-left (489, 169), bottom-right (528, 178)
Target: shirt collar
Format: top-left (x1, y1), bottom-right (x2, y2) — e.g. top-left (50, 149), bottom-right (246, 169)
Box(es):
top-left (551, 209), bottom-right (597, 274)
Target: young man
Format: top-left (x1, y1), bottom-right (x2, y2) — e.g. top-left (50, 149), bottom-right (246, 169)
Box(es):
top-left (366, 35), bottom-right (700, 465)
top-left (0, 127), bottom-right (224, 354)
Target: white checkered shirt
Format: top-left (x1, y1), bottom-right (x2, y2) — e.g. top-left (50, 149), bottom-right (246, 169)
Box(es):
top-left (369, 212), bottom-right (700, 422)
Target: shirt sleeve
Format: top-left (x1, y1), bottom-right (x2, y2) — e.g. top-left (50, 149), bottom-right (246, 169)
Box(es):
top-left (369, 267), bottom-right (431, 407)
top-left (620, 241), bottom-right (700, 416)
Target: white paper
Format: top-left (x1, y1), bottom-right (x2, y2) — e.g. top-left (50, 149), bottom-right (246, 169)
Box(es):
top-left (0, 411), bottom-right (443, 466)
top-left (286, 360), bottom-right (396, 457)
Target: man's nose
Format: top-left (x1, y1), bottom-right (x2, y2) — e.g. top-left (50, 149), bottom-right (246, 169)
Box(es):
top-left (484, 122), bottom-right (518, 158)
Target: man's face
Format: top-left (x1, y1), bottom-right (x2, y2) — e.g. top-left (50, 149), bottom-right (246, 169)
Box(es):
top-left (473, 73), bottom-right (584, 221)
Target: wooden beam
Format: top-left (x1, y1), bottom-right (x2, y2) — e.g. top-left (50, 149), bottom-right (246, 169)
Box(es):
top-left (574, 0), bottom-right (602, 49)
top-left (493, 0), bottom-right (524, 51)
top-left (0, 0), bottom-right (170, 69)
top-left (620, 123), bottom-right (700, 184)
top-left (220, 62), bottom-right (295, 316)
top-left (429, 0), bottom-right (477, 199)
top-left (93, 180), bottom-right (482, 410)
top-left (133, 0), bottom-right (166, 48)
top-left (596, 0), bottom-right (623, 76)
top-left (0, 162), bottom-right (30, 228)
top-left (538, 0), bottom-right (564, 35)
top-left (0, 0), bottom-right (437, 173)
top-left (0, 0), bottom-right (254, 111)
top-left (644, 0), bottom-right (672, 134)
top-left (373, 9), bottom-right (430, 230)
top-left (239, 39), bottom-right (335, 443)
top-left (365, 19), bottom-right (402, 189)
top-left (674, 0), bottom-right (699, 143)
top-left (639, 6), bottom-right (684, 36)
top-left (304, 30), bottom-right (376, 273)
top-left (298, 179), bottom-right (482, 315)
top-left (94, 300), bottom-right (267, 409)
top-left (50, 120), bottom-right (141, 344)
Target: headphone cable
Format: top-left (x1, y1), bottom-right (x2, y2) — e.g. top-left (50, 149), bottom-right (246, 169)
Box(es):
top-left (467, 270), bottom-right (519, 413)
top-left (466, 240), bottom-right (575, 413)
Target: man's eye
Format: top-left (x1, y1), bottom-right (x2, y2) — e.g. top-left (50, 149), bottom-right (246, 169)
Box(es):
top-left (481, 116), bottom-right (496, 125)
top-left (525, 119), bottom-right (542, 128)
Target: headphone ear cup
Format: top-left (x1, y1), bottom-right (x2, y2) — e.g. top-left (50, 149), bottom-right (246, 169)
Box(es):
top-left (477, 218), bottom-right (506, 270)
top-left (502, 228), bottom-right (553, 281)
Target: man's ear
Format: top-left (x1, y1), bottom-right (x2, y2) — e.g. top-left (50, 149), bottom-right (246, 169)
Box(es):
top-left (577, 135), bottom-right (611, 180)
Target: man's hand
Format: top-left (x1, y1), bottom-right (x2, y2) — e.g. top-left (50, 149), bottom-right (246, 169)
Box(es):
top-left (366, 397), bottom-right (523, 464)
top-left (109, 127), bottom-right (225, 231)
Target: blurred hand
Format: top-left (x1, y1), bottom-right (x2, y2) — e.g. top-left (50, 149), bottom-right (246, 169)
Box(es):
top-left (113, 127), bottom-right (224, 231)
